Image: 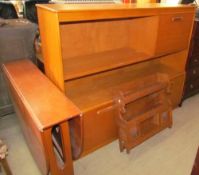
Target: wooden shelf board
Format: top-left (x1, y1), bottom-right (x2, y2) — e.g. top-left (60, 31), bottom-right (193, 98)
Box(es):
top-left (63, 48), bottom-right (151, 80)
top-left (65, 63), bottom-right (182, 112)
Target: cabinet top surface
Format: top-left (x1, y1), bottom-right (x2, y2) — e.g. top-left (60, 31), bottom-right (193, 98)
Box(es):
top-left (36, 3), bottom-right (195, 22)
top-left (37, 3), bottom-right (195, 13)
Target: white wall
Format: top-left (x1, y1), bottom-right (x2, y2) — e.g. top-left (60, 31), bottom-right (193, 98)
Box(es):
top-left (161, 0), bottom-right (180, 3)
top-left (161, 0), bottom-right (199, 4)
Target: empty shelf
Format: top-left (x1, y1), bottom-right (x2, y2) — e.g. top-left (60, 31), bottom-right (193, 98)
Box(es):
top-left (63, 48), bottom-right (151, 80)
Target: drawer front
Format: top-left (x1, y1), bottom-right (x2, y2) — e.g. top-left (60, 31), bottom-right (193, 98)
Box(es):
top-left (82, 103), bottom-right (118, 156)
top-left (184, 79), bottom-right (199, 96)
top-left (193, 20), bottom-right (199, 39)
top-left (156, 13), bottom-right (194, 56)
top-left (190, 39), bottom-right (199, 57)
top-left (188, 55), bottom-right (199, 68)
top-left (187, 67), bottom-right (199, 81)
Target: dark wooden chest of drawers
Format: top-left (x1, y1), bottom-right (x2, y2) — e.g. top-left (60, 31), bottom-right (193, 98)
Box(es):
top-left (183, 19), bottom-right (199, 99)
top-left (191, 147), bottom-right (199, 175)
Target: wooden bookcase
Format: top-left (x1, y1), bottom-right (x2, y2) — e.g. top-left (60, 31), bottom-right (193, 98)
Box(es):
top-left (37, 3), bottom-right (195, 157)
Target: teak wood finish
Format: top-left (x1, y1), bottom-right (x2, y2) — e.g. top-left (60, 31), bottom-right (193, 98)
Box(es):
top-left (2, 3), bottom-right (195, 175)
top-left (36, 3), bottom-right (195, 159)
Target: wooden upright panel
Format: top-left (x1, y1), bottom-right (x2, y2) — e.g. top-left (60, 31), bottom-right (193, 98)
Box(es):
top-left (37, 9), bottom-right (65, 91)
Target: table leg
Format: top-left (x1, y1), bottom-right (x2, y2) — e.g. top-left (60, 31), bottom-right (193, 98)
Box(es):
top-left (1, 159), bottom-right (12, 175)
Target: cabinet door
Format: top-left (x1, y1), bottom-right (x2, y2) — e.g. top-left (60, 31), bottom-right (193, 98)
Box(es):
top-left (155, 13), bottom-right (194, 56)
top-left (82, 103), bottom-right (118, 156)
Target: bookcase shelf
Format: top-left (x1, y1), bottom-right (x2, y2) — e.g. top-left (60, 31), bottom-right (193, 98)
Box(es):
top-left (63, 48), bottom-right (151, 80)
top-left (65, 62), bottom-right (181, 112)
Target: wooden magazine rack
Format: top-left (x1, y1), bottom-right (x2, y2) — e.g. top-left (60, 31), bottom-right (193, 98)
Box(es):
top-left (115, 73), bottom-right (172, 153)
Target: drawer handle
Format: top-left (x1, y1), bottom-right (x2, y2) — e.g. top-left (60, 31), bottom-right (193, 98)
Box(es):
top-left (97, 105), bottom-right (114, 115)
top-left (193, 70), bottom-right (197, 74)
top-left (190, 84), bottom-right (194, 89)
top-left (172, 16), bottom-right (184, 22)
top-left (97, 96), bottom-right (126, 115)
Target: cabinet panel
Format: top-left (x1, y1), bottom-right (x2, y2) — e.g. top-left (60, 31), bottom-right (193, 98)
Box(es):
top-left (159, 50), bottom-right (188, 73)
top-left (156, 13), bottom-right (194, 56)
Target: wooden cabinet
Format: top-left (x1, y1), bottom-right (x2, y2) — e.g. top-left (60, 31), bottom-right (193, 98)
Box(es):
top-left (37, 4), bottom-right (195, 157)
top-left (183, 19), bottom-right (199, 99)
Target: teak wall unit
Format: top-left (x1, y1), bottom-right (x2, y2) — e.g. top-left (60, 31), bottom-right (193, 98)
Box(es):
top-left (37, 2), bottom-right (195, 165)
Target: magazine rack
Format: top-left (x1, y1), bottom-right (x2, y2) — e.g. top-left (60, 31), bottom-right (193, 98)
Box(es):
top-left (115, 73), bottom-right (172, 153)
